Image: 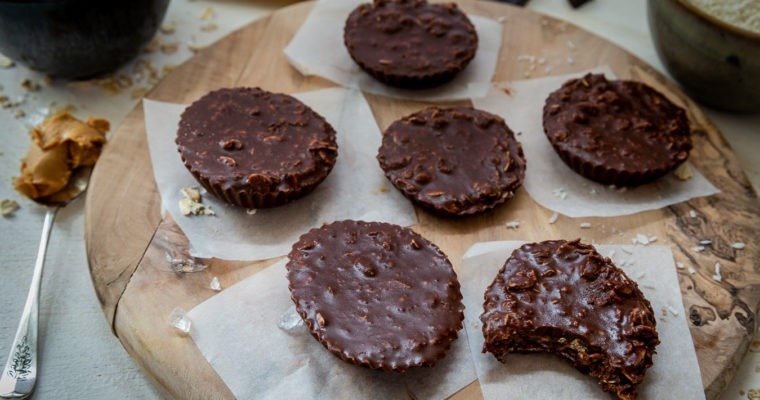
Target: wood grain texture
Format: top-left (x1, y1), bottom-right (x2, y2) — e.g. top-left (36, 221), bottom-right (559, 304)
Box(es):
top-left (84, 2), bottom-right (760, 399)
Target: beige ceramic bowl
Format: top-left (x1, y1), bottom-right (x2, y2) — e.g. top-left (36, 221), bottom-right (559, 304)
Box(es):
top-left (648, 0), bottom-right (760, 113)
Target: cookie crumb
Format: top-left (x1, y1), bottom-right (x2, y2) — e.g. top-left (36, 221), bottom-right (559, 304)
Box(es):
top-left (1, 199), bottom-right (19, 217)
top-left (673, 162), bottom-right (693, 181)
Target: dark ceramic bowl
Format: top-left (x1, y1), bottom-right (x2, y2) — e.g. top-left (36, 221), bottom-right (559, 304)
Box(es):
top-left (0, 0), bottom-right (170, 79)
top-left (648, 0), bottom-right (760, 113)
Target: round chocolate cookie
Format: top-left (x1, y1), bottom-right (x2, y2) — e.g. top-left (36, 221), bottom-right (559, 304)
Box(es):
top-left (543, 73), bottom-right (692, 187)
top-left (176, 87), bottom-right (338, 208)
top-left (343, 0), bottom-right (478, 89)
top-left (377, 106), bottom-right (526, 217)
top-left (286, 220), bottom-right (464, 372)
top-left (481, 239), bottom-right (659, 400)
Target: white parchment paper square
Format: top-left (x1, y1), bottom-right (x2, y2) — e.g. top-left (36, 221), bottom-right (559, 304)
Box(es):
top-left (472, 68), bottom-right (719, 217)
top-left (459, 241), bottom-right (705, 400)
top-left (143, 87), bottom-right (417, 261)
top-left (284, 0), bottom-right (502, 102)
top-left (187, 259), bottom-right (477, 399)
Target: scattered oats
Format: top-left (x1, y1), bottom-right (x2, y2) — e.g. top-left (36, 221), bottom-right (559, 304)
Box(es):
top-left (648, 236), bottom-right (657, 243)
top-left (79, 74), bottom-right (134, 94)
top-left (187, 42), bottom-right (207, 53)
top-left (689, 210), bottom-right (697, 218)
top-left (748, 388), bottom-right (760, 399)
top-left (673, 162), bottom-right (693, 181)
top-left (13, 109), bottom-right (25, 118)
top-left (688, 267), bottom-right (696, 275)
top-left (516, 54), bottom-right (536, 63)
top-left (160, 23), bottom-right (176, 35)
top-left (1, 199), bottom-right (19, 217)
top-left (246, 208), bottom-right (257, 215)
top-left (497, 16), bottom-right (506, 23)
top-left (506, 220), bottom-right (521, 229)
top-left (131, 87), bottom-right (150, 100)
top-left (201, 22), bottom-right (218, 32)
top-left (676, 262), bottom-right (685, 269)
top-left (732, 242), bottom-right (745, 250)
top-left (168, 307), bottom-right (191, 334)
top-left (567, 56), bottom-right (575, 65)
top-left (200, 7), bottom-right (216, 20)
top-left (162, 63), bottom-right (177, 76)
top-left (567, 40), bottom-right (576, 49)
top-left (666, 305), bottom-right (680, 316)
top-left (181, 186), bottom-right (201, 202)
top-left (160, 42), bottom-right (179, 55)
top-left (20, 79), bottom-right (40, 92)
top-left (209, 276), bottom-right (222, 291)
top-left (179, 186), bottom-right (214, 216)
top-left (0, 96), bottom-right (8, 108)
top-left (751, 339), bottom-right (760, 352)
top-left (379, 187), bottom-right (389, 193)
top-left (548, 212), bottom-right (559, 224)
top-left (579, 222), bottom-right (592, 229)
top-left (49, 102), bottom-right (76, 115)
top-left (692, 246), bottom-right (705, 252)
top-left (0, 53), bottom-right (14, 68)
top-left (144, 37), bottom-right (160, 53)
top-left (699, 239), bottom-right (712, 245)
top-left (712, 262), bottom-right (722, 282)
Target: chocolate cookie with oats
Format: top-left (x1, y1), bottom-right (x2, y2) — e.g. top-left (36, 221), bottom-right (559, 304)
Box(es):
top-left (377, 106), bottom-right (525, 217)
top-left (286, 220), bottom-right (464, 372)
top-left (176, 87), bottom-right (338, 209)
top-left (543, 73), bottom-right (691, 187)
top-left (343, 0), bottom-right (478, 89)
top-left (481, 239), bottom-right (659, 400)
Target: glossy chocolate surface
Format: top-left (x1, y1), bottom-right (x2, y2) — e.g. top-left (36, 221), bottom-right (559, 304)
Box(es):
top-left (344, 0), bottom-right (478, 88)
top-left (481, 239), bottom-right (659, 400)
top-left (543, 73), bottom-right (691, 186)
top-left (287, 220), bottom-right (464, 371)
top-left (378, 106), bottom-right (525, 216)
top-left (176, 87), bottom-right (337, 207)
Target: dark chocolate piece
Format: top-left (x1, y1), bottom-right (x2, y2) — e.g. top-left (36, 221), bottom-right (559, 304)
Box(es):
top-left (481, 239), bottom-right (659, 400)
top-left (287, 220), bottom-right (464, 372)
top-left (176, 87), bottom-right (338, 208)
top-left (378, 106), bottom-right (526, 217)
top-left (343, 0), bottom-right (478, 89)
top-left (568, 0), bottom-right (593, 8)
top-left (543, 73), bottom-right (691, 187)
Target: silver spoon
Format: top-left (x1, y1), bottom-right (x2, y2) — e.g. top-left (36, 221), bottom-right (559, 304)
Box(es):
top-left (0, 167), bottom-right (92, 399)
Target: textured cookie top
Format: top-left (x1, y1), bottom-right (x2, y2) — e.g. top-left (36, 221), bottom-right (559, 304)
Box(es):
top-left (176, 87), bottom-right (338, 193)
top-left (344, 0), bottom-right (477, 85)
top-left (378, 106), bottom-right (525, 216)
top-left (543, 73), bottom-right (691, 181)
top-left (287, 220), bottom-right (464, 372)
top-left (481, 239), bottom-right (659, 399)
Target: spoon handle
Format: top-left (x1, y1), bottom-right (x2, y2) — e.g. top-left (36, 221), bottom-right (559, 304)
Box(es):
top-left (0, 208), bottom-right (57, 399)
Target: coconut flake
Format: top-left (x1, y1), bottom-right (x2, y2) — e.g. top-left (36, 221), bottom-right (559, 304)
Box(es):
top-left (689, 210), bottom-right (697, 218)
top-left (506, 220), bottom-right (521, 229)
top-left (732, 242), bottom-right (745, 250)
top-left (548, 212), bottom-right (559, 224)
top-left (579, 222), bottom-right (592, 229)
top-left (712, 263), bottom-right (722, 282)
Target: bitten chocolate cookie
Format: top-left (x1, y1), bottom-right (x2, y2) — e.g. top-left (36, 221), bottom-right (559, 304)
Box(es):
top-left (377, 106), bottom-right (526, 217)
top-left (481, 239), bottom-right (659, 400)
top-left (543, 73), bottom-right (691, 187)
top-left (176, 87), bottom-right (338, 208)
top-left (286, 220), bottom-right (464, 372)
top-left (343, 0), bottom-right (478, 89)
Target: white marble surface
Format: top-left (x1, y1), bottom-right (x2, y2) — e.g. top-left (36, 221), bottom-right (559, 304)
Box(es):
top-left (0, 0), bottom-right (756, 399)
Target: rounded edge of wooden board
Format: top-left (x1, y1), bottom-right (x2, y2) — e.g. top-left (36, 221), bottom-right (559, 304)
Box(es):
top-left (84, 1), bottom-right (760, 399)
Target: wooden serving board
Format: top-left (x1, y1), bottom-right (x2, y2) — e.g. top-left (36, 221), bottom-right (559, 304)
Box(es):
top-left (84, 2), bottom-right (760, 399)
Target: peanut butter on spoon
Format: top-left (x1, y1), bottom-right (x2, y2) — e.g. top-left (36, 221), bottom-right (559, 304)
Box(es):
top-left (14, 112), bottom-right (109, 202)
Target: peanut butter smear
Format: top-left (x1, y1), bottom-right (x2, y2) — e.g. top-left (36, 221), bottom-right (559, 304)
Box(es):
top-left (14, 112), bottom-right (109, 200)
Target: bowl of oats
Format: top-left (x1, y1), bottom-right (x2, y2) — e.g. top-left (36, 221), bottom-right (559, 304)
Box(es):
top-left (0, 0), bottom-right (169, 79)
top-left (648, 0), bottom-right (760, 113)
